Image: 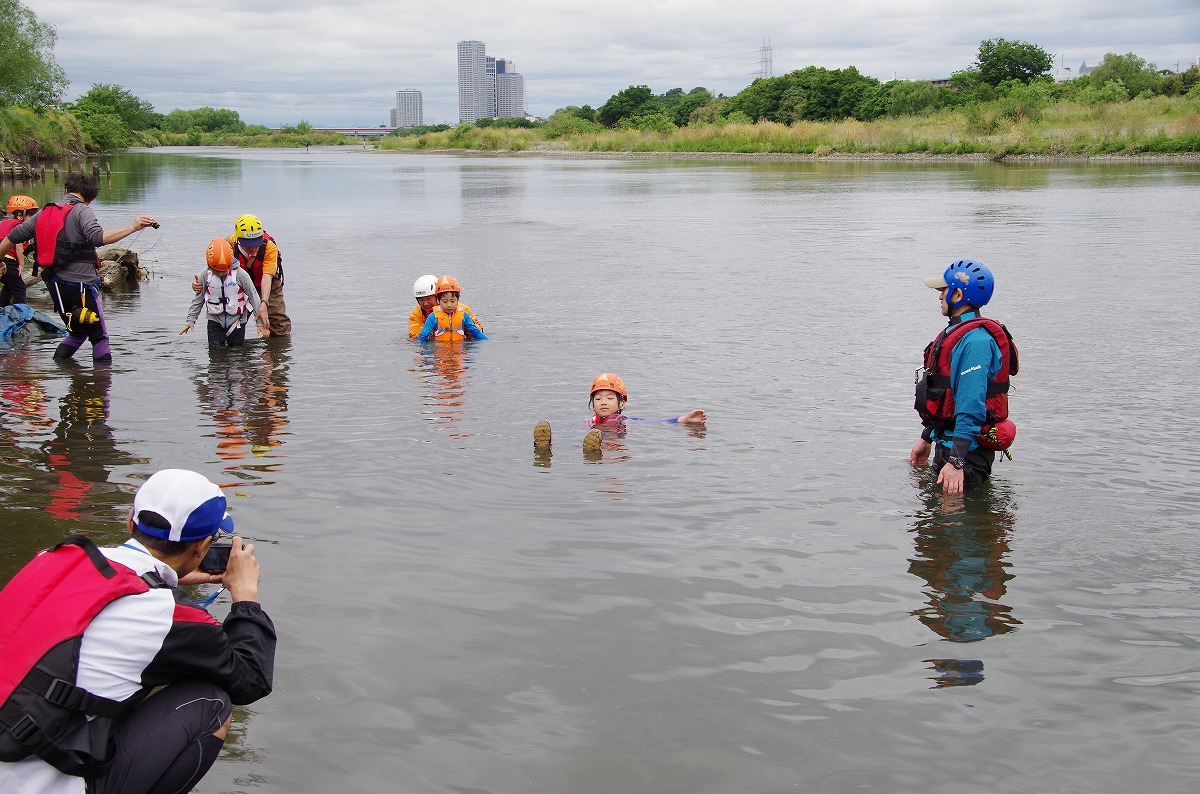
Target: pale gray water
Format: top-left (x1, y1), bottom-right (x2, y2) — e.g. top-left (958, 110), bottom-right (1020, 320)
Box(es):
top-left (1, 148), bottom-right (1198, 793)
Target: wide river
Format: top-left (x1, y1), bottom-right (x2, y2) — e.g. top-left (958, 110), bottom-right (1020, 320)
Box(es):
top-left (1, 148), bottom-right (1198, 793)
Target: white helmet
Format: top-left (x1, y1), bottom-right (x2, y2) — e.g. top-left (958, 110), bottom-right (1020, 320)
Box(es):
top-left (413, 274), bottom-right (438, 299)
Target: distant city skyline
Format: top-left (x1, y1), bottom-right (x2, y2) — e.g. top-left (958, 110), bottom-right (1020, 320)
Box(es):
top-left (458, 41), bottom-right (526, 123)
top-left (24, 0), bottom-right (1199, 127)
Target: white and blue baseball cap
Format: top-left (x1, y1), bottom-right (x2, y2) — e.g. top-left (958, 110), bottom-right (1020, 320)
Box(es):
top-left (133, 469), bottom-right (234, 542)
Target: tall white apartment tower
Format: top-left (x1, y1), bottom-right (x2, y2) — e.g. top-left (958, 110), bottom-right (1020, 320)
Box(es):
top-left (394, 90), bottom-right (423, 128)
top-left (496, 71), bottom-right (525, 119)
top-left (457, 40), bottom-right (488, 123)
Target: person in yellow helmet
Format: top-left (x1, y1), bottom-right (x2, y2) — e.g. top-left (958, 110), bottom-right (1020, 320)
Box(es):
top-left (192, 215), bottom-right (288, 336)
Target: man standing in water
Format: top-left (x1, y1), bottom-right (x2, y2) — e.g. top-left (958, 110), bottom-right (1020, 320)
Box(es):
top-left (909, 260), bottom-right (1018, 493)
top-left (0, 174), bottom-right (157, 364)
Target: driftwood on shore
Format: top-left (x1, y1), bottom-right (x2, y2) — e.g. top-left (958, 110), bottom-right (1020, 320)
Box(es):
top-left (20, 247), bottom-right (148, 290)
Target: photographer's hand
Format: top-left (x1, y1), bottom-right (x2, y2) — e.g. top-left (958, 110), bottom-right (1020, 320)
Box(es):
top-left (179, 570), bottom-right (223, 586)
top-left (223, 535), bottom-right (261, 603)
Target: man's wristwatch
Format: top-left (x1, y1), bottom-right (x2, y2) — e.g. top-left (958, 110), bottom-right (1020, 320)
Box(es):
top-left (947, 456), bottom-right (966, 470)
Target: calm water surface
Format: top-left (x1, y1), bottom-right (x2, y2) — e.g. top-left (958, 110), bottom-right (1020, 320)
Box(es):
top-left (1, 148), bottom-right (1198, 793)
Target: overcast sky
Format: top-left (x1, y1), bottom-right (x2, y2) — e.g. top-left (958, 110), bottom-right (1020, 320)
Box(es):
top-left (26, 0), bottom-right (1200, 128)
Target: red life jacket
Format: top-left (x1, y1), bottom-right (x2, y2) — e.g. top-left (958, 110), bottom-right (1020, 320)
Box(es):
top-left (32, 202), bottom-right (98, 277)
top-left (232, 232), bottom-right (284, 291)
top-left (915, 316), bottom-right (1019, 433)
top-left (0, 218), bottom-right (20, 262)
top-left (0, 536), bottom-right (167, 776)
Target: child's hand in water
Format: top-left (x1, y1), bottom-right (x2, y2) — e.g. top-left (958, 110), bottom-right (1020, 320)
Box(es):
top-left (677, 409), bottom-right (707, 424)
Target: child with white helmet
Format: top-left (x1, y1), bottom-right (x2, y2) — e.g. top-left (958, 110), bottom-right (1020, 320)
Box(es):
top-left (534, 373), bottom-right (706, 454)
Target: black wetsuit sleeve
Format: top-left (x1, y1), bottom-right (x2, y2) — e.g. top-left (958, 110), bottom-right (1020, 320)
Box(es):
top-left (140, 596), bottom-right (277, 705)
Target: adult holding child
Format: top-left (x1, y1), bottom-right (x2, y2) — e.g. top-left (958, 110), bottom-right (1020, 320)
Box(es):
top-left (192, 214), bottom-right (289, 336)
top-left (408, 274), bottom-right (485, 338)
top-left (0, 174), bottom-right (158, 364)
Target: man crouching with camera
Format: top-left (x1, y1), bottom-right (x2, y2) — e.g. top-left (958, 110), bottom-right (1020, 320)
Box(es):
top-left (0, 469), bottom-right (276, 794)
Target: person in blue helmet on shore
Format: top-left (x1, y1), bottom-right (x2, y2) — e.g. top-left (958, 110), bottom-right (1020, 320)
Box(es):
top-left (910, 260), bottom-right (1019, 493)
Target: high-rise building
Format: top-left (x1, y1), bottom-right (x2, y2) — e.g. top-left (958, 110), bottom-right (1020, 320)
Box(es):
top-left (394, 90), bottom-right (423, 128)
top-left (458, 41), bottom-right (526, 123)
top-left (486, 56), bottom-right (498, 118)
top-left (458, 40), bottom-right (488, 123)
top-left (496, 72), bottom-right (525, 119)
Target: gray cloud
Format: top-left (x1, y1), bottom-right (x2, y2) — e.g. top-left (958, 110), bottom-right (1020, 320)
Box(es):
top-left (26, 0), bottom-right (1200, 127)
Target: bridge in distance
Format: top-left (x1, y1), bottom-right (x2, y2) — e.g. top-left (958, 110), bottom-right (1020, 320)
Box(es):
top-left (270, 127), bottom-right (397, 137)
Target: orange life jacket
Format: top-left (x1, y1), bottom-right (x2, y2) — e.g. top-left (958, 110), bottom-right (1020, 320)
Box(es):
top-left (431, 307), bottom-right (465, 342)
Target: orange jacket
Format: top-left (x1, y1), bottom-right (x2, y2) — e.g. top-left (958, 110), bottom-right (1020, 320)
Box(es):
top-left (408, 303), bottom-right (483, 338)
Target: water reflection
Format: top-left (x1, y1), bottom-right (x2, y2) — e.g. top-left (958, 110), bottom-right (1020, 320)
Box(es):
top-left (193, 342), bottom-right (291, 486)
top-left (411, 342), bottom-right (477, 444)
top-left (909, 477), bottom-right (1019, 687)
top-left (0, 350), bottom-right (55, 438)
top-left (42, 365), bottom-right (135, 520)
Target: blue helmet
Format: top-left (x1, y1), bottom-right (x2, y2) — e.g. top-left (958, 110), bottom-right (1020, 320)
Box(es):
top-left (943, 259), bottom-right (994, 309)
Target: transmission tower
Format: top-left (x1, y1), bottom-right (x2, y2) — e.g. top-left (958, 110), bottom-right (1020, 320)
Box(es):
top-left (759, 37), bottom-right (774, 79)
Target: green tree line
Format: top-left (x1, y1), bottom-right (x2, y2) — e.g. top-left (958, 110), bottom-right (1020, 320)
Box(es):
top-left (4, 0), bottom-right (1199, 157)
top-left (551, 39), bottom-right (1200, 135)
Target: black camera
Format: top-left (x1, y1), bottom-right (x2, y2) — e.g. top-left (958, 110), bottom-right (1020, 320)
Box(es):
top-left (199, 540), bottom-right (233, 573)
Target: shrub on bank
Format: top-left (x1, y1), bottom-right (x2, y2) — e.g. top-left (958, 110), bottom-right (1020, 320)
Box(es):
top-left (0, 106), bottom-right (85, 160)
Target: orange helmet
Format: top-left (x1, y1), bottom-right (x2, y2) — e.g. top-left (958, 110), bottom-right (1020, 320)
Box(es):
top-left (6, 195), bottom-right (38, 214)
top-left (206, 238), bottom-right (235, 272)
top-left (435, 275), bottom-right (461, 295)
top-left (590, 373), bottom-right (627, 402)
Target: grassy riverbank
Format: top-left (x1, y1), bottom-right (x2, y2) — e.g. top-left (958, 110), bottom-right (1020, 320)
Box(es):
top-left (378, 95), bottom-right (1200, 157)
top-left (0, 107), bottom-right (86, 161)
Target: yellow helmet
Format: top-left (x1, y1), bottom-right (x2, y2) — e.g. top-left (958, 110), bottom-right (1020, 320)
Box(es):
top-left (234, 214), bottom-right (265, 244)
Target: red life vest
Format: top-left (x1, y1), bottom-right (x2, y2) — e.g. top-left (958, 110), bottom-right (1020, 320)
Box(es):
top-left (0, 218), bottom-right (20, 262)
top-left (0, 536), bottom-right (167, 776)
top-left (915, 316), bottom-right (1018, 434)
top-left (231, 232), bottom-right (283, 291)
top-left (32, 202), bottom-right (98, 277)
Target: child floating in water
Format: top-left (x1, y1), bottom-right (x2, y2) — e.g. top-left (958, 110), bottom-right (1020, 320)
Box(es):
top-left (533, 372), bottom-right (706, 453)
top-left (416, 275), bottom-right (488, 342)
top-left (180, 238), bottom-right (267, 348)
